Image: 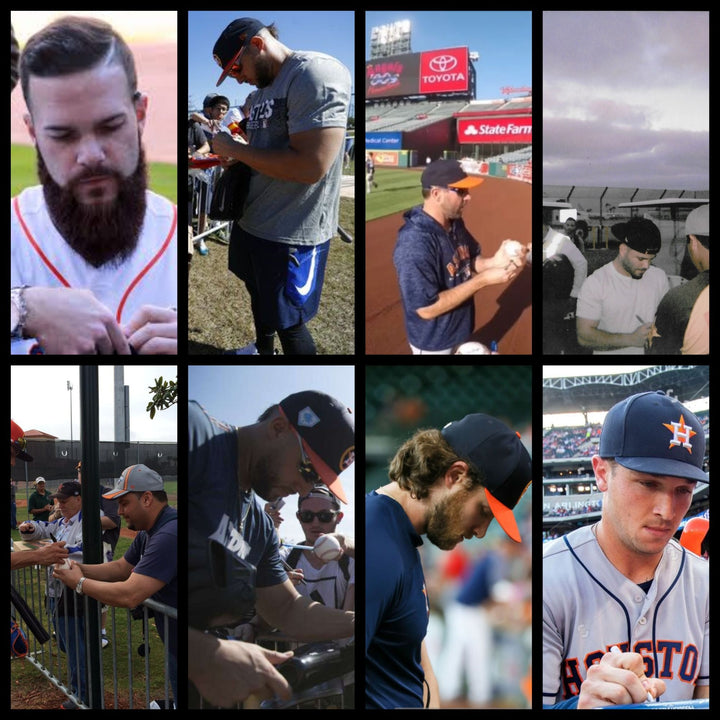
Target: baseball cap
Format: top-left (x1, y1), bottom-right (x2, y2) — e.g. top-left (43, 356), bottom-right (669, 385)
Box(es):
top-left (51, 481), bottom-right (81, 500)
top-left (34, 477), bottom-right (46, 485)
top-left (299, 485), bottom-right (341, 511)
top-left (599, 391), bottom-right (707, 483)
top-left (213, 17), bottom-right (266, 86)
top-left (441, 414), bottom-right (532, 542)
top-left (421, 159), bottom-right (484, 190)
top-left (278, 391), bottom-right (355, 505)
top-left (685, 203), bottom-right (709, 237)
top-left (103, 464), bottom-right (164, 499)
top-left (611, 217), bottom-right (661, 254)
top-left (11, 420), bottom-right (33, 462)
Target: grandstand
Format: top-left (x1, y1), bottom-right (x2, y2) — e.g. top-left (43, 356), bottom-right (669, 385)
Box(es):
top-left (365, 19), bottom-right (531, 173)
top-left (542, 366), bottom-right (709, 543)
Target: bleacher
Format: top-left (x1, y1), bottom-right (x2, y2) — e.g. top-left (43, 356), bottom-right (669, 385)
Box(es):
top-left (366, 99), bottom-right (470, 132)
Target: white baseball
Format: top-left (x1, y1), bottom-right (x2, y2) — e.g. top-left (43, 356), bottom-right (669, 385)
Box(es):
top-left (505, 240), bottom-right (523, 257)
top-left (56, 558), bottom-right (71, 570)
top-left (455, 341), bottom-right (490, 355)
top-left (313, 534), bottom-right (343, 562)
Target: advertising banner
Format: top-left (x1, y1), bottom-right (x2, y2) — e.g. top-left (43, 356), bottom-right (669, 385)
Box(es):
top-left (457, 116), bottom-right (532, 144)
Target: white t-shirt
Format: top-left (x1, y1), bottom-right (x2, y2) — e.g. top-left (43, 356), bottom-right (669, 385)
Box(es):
top-left (576, 260), bottom-right (669, 354)
top-left (543, 228), bottom-right (588, 298)
top-left (11, 186), bottom-right (177, 354)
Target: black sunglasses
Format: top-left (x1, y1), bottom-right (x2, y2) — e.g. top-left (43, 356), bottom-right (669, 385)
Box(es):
top-left (297, 510), bottom-right (338, 524)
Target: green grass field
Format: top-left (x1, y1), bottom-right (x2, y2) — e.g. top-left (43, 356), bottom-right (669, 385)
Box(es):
top-left (188, 195), bottom-right (355, 355)
top-left (11, 144), bottom-right (177, 203)
top-left (365, 167), bottom-right (424, 221)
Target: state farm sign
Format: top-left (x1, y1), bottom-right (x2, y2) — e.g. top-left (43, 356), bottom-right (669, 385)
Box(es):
top-left (419, 47), bottom-right (468, 94)
top-left (457, 117), bottom-right (532, 144)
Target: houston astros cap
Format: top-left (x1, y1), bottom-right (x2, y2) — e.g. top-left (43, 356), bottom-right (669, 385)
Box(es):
top-left (11, 419), bottom-right (33, 462)
top-left (421, 159), bottom-right (484, 190)
top-left (685, 203), bottom-right (709, 237)
top-left (103, 464), bottom-right (164, 499)
top-left (599, 391), bottom-right (707, 483)
top-left (278, 391), bottom-right (354, 505)
top-left (213, 17), bottom-right (266, 86)
top-left (611, 217), bottom-right (661, 255)
top-left (51, 481), bottom-right (81, 500)
top-left (441, 414), bottom-right (532, 542)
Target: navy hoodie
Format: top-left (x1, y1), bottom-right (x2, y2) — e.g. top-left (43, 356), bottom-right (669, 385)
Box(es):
top-left (393, 206), bottom-right (481, 351)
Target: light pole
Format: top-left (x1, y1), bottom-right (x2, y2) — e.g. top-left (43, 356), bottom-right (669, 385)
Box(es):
top-left (67, 380), bottom-right (73, 459)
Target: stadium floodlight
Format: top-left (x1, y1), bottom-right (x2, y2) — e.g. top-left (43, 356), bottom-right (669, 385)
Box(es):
top-left (369, 20), bottom-right (412, 59)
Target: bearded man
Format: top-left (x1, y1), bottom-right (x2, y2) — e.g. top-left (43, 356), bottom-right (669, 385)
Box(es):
top-left (10, 15), bottom-right (177, 355)
top-left (365, 414), bottom-right (531, 709)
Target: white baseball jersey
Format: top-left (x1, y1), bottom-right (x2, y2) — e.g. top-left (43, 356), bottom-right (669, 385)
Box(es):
top-left (11, 185), bottom-right (177, 354)
top-left (543, 523), bottom-right (709, 706)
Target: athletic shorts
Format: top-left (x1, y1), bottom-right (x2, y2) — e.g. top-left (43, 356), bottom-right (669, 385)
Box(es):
top-left (228, 225), bottom-right (329, 330)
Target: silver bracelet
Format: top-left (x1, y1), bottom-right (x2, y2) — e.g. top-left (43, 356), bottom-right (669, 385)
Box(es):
top-left (10, 285), bottom-right (30, 339)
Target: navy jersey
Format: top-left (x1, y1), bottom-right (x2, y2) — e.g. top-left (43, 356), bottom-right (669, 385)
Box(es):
top-left (365, 491), bottom-right (429, 709)
top-left (393, 206), bottom-right (481, 351)
top-left (188, 400), bottom-right (286, 591)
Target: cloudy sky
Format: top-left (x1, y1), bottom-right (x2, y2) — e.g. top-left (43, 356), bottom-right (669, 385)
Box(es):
top-left (543, 11), bottom-right (709, 189)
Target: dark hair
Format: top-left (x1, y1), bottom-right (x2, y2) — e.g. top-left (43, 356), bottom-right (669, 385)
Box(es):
top-left (688, 234), bottom-right (710, 251)
top-left (206, 95), bottom-right (230, 109)
top-left (20, 15), bottom-right (138, 110)
top-left (131, 490), bottom-right (168, 504)
top-left (388, 428), bottom-right (485, 500)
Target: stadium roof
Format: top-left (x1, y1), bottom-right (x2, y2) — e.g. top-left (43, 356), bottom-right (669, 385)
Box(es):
top-left (543, 366), bottom-right (709, 415)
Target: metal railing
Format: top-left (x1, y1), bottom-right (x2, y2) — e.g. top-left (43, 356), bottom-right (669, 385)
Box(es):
top-left (11, 562), bottom-right (176, 710)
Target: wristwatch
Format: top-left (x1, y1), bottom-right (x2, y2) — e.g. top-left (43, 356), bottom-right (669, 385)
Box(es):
top-left (75, 577), bottom-right (86, 595)
top-left (10, 285), bottom-right (29, 339)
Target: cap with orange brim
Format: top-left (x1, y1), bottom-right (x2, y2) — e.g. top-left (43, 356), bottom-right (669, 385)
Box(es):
top-left (421, 158), bottom-right (484, 190)
top-left (278, 391), bottom-right (355, 505)
top-left (441, 414), bottom-right (531, 542)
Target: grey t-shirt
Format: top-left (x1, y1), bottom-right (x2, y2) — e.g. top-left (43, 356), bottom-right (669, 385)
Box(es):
top-left (240, 50), bottom-right (351, 246)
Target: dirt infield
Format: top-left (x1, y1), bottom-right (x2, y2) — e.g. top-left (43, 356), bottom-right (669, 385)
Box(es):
top-left (365, 174), bottom-right (532, 354)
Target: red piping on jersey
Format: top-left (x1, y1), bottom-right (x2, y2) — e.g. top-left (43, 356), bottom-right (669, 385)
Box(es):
top-left (13, 196), bottom-right (71, 287)
top-left (12, 196), bottom-right (177, 324)
top-left (116, 204), bottom-right (177, 323)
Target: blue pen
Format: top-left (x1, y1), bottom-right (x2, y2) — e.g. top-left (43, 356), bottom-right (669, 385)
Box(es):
top-left (490, 341), bottom-right (498, 353)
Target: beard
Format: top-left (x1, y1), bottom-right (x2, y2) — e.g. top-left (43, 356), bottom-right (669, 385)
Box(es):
top-left (426, 491), bottom-right (467, 550)
top-left (254, 55), bottom-right (276, 89)
top-left (38, 144), bottom-right (148, 268)
top-left (251, 454), bottom-right (281, 502)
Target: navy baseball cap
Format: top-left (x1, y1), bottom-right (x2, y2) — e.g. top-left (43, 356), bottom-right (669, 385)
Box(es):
top-left (279, 391), bottom-right (355, 505)
top-left (51, 481), bottom-right (81, 500)
top-left (611, 217), bottom-right (661, 255)
top-left (213, 18), bottom-right (266, 86)
top-left (599, 391), bottom-right (707, 483)
top-left (421, 159), bottom-right (484, 190)
top-left (441, 414), bottom-right (532, 542)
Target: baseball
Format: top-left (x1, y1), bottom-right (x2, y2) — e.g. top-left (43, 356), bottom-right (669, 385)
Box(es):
top-left (455, 341), bottom-right (490, 355)
top-left (504, 239), bottom-right (523, 257)
top-left (56, 558), bottom-right (72, 571)
top-left (313, 534), bottom-right (343, 562)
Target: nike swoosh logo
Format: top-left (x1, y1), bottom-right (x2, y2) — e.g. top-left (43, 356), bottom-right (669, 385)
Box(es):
top-left (293, 248), bottom-right (318, 296)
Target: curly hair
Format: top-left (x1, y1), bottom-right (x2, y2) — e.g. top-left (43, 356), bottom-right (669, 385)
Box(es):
top-left (388, 428), bottom-right (485, 500)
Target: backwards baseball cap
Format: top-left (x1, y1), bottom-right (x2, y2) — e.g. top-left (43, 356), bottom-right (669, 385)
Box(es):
top-left (11, 420), bottom-right (33, 462)
top-left (278, 391), bottom-right (354, 505)
top-left (599, 391), bottom-right (707, 483)
top-left (51, 481), bottom-right (81, 500)
top-left (299, 485), bottom-right (341, 511)
top-left (103, 464), bottom-right (164, 499)
top-left (685, 203), bottom-right (709, 237)
top-left (611, 217), bottom-right (661, 255)
top-left (441, 414), bottom-right (532, 542)
top-left (421, 159), bottom-right (484, 191)
top-left (213, 17), bottom-right (266, 86)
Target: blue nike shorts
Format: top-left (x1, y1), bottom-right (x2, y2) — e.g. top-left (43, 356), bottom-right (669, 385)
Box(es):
top-left (228, 225), bottom-right (330, 329)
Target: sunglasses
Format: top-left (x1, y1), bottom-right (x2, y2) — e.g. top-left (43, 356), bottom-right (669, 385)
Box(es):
top-left (433, 185), bottom-right (469, 198)
top-left (297, 510), bottom-right (338, 524)
top-left (227, 44), bottom-right (249, 78)
top-left (292, 430), bottom-right (321, 485)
